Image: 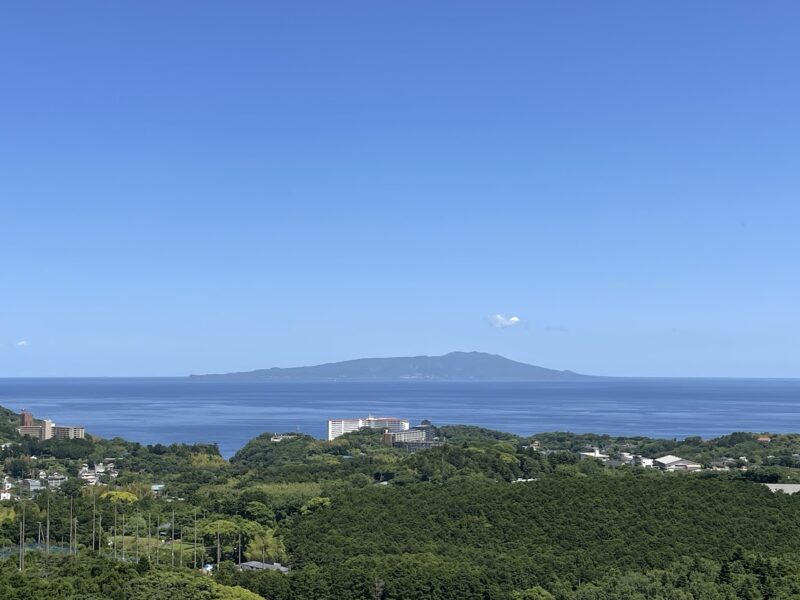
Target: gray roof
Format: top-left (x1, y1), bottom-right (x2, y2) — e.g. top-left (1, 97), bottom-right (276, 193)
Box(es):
top-left (655, 455), bottom-right (700, 466)
top-left (239, 561), bottom-right (290, 573)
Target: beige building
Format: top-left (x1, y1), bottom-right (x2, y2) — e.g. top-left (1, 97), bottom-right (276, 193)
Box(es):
top-left (53, 426), bottom-right (85, 440)
top-left (16, 419), bottom-right (54, 441)
top-left (16, 413), bottom-right (84, 441)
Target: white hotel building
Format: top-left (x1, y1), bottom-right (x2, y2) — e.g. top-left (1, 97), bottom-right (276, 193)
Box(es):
top-left (327, 416), bottom-right (410, 440)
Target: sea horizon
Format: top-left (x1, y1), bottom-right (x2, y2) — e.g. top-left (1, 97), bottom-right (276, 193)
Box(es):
top-left (2, 377), bottom-right (799, 458)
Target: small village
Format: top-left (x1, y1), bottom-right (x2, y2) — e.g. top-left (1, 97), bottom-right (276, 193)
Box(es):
top-left (512, 433), bottom-right (800, 495)
top-left (5, 411), bottom-right (795, 495)
top-left (0, 411), bottom-right (124, 501)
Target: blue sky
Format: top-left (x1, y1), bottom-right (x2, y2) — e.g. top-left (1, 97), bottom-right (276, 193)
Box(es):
top-left (2, 2), bottom-right (799, 377)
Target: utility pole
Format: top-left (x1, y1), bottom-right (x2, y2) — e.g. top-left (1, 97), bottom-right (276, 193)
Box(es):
top-left (147, 512), bottom-right (151, 562)
top-left (113, 503), bottom-right (117, 560)
top-left (171, 507), bottom-right (175, 567)
top-left (135, 510), bottom-right (140, 560)
top-left (193, 508), bottom-right (197, 569)
top-left (92, 490), bottom-right (96, 552)
top-left (46, 493), bottom-right (50, 555)
top-left (69, 498), bottom-right (73, 555)
top-left (19, 500), bottom-right (26, 571)
top-left (216, 523), bottom-right (221, 569)
top-left (122, 510), bottom-right (126, 561)
top-left (155, 510), bottom-right (160, 566)
top-left (237, 532), bottom-right (241, 567)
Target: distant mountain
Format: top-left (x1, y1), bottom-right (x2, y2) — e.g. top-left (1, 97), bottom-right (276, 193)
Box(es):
top-left (192, 351), bottom-right (593, 381)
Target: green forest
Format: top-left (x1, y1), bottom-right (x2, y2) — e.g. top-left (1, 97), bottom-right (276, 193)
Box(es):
top-left (2, 411), bottom-right (800, 599)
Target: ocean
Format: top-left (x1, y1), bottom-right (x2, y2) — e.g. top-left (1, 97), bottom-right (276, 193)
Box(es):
top-left (1, 378), bottom-right (799, 458)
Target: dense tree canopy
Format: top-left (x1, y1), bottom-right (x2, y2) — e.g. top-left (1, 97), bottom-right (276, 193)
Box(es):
top-left (4, 416), bottom-right (800, 599)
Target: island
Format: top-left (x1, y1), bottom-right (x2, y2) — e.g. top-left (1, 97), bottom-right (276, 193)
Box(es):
top-left (191, 350), bottom-right (593, 381)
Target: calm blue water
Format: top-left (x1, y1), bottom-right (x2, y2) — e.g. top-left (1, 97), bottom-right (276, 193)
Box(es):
top-left (1, 378), bottom-right (799, 457)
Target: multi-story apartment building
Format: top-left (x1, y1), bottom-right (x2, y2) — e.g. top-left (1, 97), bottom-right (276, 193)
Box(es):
top-left (381, 421), bottom-right (444, 450)
top-left (16, 413), bottom-right (83, 441)
top-left (53, 425), bottom-right (86, 440)
top-left (16, 419), bottom-right (54, 441)
top-left (327, 415), bottom-right (409, 440)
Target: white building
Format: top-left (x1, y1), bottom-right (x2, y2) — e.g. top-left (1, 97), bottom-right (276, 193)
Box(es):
top-left (327, 416), bottom-right (409, 440)
top-left (579, 447), bottom-right (609, 461)
top-left (764, 483), bottom-right (800, 495)
top-left (619, 452), bottom-right (654, 468)
top-left (78, 461), bottom-right (117, 485)
top-left (655, 455), bottom-right (702, 472)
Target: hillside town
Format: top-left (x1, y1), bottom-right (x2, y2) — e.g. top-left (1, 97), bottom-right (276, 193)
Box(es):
top-left (1, 411), bottom-right (119, 500)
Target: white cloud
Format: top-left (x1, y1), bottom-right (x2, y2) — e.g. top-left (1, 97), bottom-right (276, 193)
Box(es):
top-left (15, 340), bottom-right (29, 347)
top-left (488, 314), bottom-right (522, 329)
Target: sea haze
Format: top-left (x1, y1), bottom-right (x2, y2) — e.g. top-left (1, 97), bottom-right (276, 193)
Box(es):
top-left (1, 378), bottom-right (799, 458)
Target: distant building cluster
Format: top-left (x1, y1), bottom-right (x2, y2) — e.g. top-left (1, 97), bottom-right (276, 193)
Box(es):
top-left (79, 459), bottom-right (119, 485)
top-left (325, 415), bottom-right (445, 451)
top-left (382, 420), bottom-right (445, 450)
top-left (576, 445), bottom-right (702, 471)
top-left (327, 415), bottom-right (410, 440)
top-left (0, 458), bottom-right (120, 499)
top-left (21, 471), bottom-right (68, 495)
top-left (16, 411), bottom-right (85, 442)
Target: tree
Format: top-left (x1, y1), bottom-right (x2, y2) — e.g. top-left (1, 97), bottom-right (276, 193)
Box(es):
top-left (60, 477), bottom-right (85, 497)
top-left (245, 528), bottom-right (287, 564)
top-left (136, 555), bottom-right (151, 574)
top-left (243, 501), bottom-right (273, 525)
top-left (102, 490), bottom-right (138, 504)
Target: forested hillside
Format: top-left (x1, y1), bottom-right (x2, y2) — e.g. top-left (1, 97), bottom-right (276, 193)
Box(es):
top-left (283, 477), bottom-right (800, 598)
top-left (3, 415), bottom-right (800, 599)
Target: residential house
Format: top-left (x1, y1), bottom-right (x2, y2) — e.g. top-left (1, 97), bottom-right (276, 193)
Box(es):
top-left (47, 473), bottom-right (67, 489)
top-left (618, 452), bottom-right (654, 468)
top-left (239, 561), bottom-right (290, 574)
top-left (21, 479), bottom-right (44, 495)
top-left (654, 455), bottom-right (702, 472)
top-left (579, 447), bottom-right (609, 461)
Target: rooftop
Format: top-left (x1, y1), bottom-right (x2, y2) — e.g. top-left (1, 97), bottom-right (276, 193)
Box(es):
top-left (239, 561), bottom-right (290, 573)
